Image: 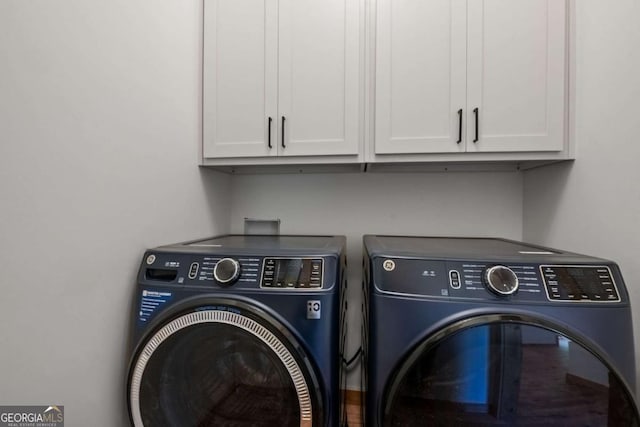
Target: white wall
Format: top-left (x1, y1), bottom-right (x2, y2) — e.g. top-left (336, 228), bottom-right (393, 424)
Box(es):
top-left (0, 1), bottom-right (230, 424)
top-left (6, 0), bottom-right (636, 420)
top-left (523, 0), bottom-right (640, 390)
top-left (229, 171), bottom-right (524, 388)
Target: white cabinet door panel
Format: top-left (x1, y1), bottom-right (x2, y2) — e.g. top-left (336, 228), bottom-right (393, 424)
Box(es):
top-left (278, 0), bottom-right (360, 156)
top-left (203, 0), bottom-right (278, 158)
top-left (375, 0), bottom-right (467, 154)
top-left (466, 0), bottom-right (566, 152)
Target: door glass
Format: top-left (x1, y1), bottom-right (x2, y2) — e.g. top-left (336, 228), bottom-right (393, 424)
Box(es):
top-left (384, 322), bottom-right (639, 426)
top-left (139, 322), bottom-right (301, 426)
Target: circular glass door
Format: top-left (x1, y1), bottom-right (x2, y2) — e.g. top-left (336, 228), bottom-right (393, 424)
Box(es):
top-left (383, 315), bottom-right (640, 426)
top-left (128, 306), bottom-right (321, 427)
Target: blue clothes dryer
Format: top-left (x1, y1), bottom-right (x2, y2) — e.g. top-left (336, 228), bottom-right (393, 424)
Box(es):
top-left (363, 235), bottom-right (640, 426)
top-left (126, 235), bottom-right (346, 427)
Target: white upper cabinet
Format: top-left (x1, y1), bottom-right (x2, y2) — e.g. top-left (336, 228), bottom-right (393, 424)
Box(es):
top-left (278, 0), bottom-right (361, 157)
top-left (203, 0), bottom-right (362, 161)
top-left (374, 0), bottom-right (567, 156)
top-left (466, 0), bottom-right (567, 153)
top-left (203, 0), bottom-right (277, 159)
top-left (375, 0), bottom-right (467, 154)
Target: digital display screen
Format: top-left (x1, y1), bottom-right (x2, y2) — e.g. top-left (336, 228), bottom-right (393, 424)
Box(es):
top-left (558, 268), bottom-right (600, 294)
top-left (276, 259), bottom-right (303, 286)
top-left (261, 258), bottom-right (323, 288)
top-left (541, 266), bottom-right (619, 302)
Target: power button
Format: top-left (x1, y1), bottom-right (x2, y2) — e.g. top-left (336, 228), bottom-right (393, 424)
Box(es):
top-left (449, 270), bottom-right (461, 289)
top-left (188, 262), bottom-right (199, 279)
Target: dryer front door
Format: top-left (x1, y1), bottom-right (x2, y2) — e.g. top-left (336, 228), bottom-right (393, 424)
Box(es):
top-left (383, 315), bottom-right (640, 426)
top-left (127, 302), bottom-right (322, 427)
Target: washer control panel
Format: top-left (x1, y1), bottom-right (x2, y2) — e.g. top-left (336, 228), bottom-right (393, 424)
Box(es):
top-left (261, 258), bottom-right (323, 289)
top-left (141, 253), bottom-right (333, 290)
top-left (540, 265), bottom-right (620, 302)
top-left (374, 257), bottom-right (623, 304)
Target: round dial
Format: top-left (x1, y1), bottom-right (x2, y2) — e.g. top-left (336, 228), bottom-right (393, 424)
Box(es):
top-left (213, 258), bottom-right (241, 285)
top-left (484, 265), bottom-right (519, 296)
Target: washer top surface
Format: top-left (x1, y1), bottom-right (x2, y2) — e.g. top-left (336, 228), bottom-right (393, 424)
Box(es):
top-left (157, 234), bottom-right (345, 256)
top-left (364, 235), bottom-right (607, 264)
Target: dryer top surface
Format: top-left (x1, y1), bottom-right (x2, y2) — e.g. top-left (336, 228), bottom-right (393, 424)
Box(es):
top-left (157, 234), bottom-right (346, 256)
top-left (363, 235), bottom-right (608, 264)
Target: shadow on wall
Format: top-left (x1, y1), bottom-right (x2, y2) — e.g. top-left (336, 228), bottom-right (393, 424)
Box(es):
top-left (199, 167), bottom-right (232, 235)
top-left (523, 161), bottom-right (574, 244)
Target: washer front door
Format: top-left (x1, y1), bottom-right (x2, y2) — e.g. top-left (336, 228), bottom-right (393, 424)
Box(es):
top-left (128, 303), bottom-right (322, 427)
top-left (382, 315), bottom-right (640, 426)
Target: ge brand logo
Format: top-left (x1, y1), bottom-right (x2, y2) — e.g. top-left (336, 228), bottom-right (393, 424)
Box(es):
top-left (307, 300), bottom-right (321, 320)
top-left (146, 254), bottom-right (156, 265)
top-left (383, 259), bottom-right (396, 272)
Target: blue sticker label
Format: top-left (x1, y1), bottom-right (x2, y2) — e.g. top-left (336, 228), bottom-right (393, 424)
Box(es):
top-left (138, 289), bottom-right (172, 323)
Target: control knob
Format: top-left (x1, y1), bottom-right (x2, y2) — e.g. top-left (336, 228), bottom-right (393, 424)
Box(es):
top-left (484, 265), bottom-right (519, 296)
top-left (213, 258), bottom-right (241, 285)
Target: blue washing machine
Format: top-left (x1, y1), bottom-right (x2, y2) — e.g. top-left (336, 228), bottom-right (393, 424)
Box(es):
top-left (126, 235), bottom-right (346, 427)
top-left (363, 235), bottom-right (640, 426)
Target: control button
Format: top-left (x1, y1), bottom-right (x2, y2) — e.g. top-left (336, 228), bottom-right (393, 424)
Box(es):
top-left (213, 258), bottom-right (241, 285)
top-left (484, 265), bottom-right (519, 296)
top-left (188, 262), bottom-right (199, 279)
top-left (449, 270), bottom-right (461, 289)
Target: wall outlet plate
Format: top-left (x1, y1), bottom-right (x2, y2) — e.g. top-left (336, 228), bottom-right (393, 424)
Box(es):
top-left (244, 218), bottom-right (281, 235)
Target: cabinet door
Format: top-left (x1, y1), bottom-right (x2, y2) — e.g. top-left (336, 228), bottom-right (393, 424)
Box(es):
top-left (466, 0), bottom-right (566, 153)
top-left (203, 0), bottom-right (278, 158)
top-left (375, 0), bottom-right (467, 154)
top-left (277, 0), bottom-right (361, 157)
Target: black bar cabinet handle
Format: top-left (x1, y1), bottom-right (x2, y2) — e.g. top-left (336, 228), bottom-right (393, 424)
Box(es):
top-left (267, 117), bottom-right (272, 149)
top-left (473, 108), bottom-right (479, 143)
top-left (457, 109), bottom-right (462, 144)
top-left (281, 116), bottom-right (286, 148)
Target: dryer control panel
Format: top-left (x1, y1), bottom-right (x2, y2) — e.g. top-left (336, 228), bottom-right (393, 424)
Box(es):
top-left (374, 257), bottom-right (622, 304)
